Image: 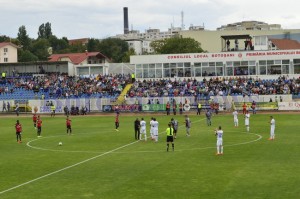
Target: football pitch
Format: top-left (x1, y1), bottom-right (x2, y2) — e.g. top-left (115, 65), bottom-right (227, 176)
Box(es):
top-left (0, 112), bottom-right (299, 199)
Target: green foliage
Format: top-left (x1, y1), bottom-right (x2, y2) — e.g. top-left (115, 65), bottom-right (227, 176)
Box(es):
top-left (122, 48), bottom-right (136, 62)
top-left (151, 37), bottom-right (204, 54)
top-left (97, 38), bottom-right (129, 62)
top-left (0, 35), bottom-right (11, 42)
top-left (17, 25), bottom-right (31, 51)
top-left (30, 39), bottom-right (50, 61)
top-left (87, 38), bottom-right (99, 52)
top-left (48, 35), bottom-right (69, 54)
top-left (18, 49), bottom-right (39, 62)
top-left (38, 22), bottom-right (53, 39)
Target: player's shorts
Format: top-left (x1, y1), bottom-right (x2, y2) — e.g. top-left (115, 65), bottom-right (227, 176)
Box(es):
top-left (140, 128), bottom-right (146, 134)
top-left (153, 129), bottom-right (158, 136)
top-left (166, 136), bottom-right (174, 142)
top-left (234, 118), bottom-right (238, 123)
top-left (67, 125), bottom-right (71, 129)
top-left (245, 120), bottom-right (249, 126)
top-left (217, 139), bottom-right (223, 146)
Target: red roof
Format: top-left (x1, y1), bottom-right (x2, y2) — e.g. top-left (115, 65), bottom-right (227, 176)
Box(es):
top-left (269, 38), bottom-right (300, 50)
top-left (68, 38), bottom-right (89, 45)
top-left (0, 42), bottom-right (19, 48)
top-left (48, 52), bottom-right (110, 64)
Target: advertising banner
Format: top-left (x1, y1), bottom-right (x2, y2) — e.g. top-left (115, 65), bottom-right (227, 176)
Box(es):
top-left (278, 102), bottom-right (300, 111)
top-left (102, 104), bottom-right (141, 112)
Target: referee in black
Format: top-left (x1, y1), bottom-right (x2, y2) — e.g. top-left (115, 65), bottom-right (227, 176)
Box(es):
top-left (166, 122), bottom-right (174, 152)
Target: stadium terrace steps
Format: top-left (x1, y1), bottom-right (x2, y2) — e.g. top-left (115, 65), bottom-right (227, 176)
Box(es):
top-left (113, 83), bottom-right (132, 105)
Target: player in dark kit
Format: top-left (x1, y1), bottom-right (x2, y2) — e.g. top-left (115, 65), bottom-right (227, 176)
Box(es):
top-left (66, 116), bottom-right (72, 135)
top-left (15, 120), bottom-right (22, 143)
top-left (134, 118), bottom-right (140, 140)
top-left (36, 115), bottom-right (42, 137)
top-left (32, 113), bottom-right (37, 129)
top-left (115, 112), bottom-right (120, 131)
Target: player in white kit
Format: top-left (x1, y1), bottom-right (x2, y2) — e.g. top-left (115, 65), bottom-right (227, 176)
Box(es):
top-left (215, 126), bottom-right (223, 155)
top-left (152, 118), bottom-right (159, 142)
top-left (232, 109), bottom-right (239, 127)
top-left (140, 118), bottom-right (147, 141)
top-left (244, 111), bottom-right (250, 132)
top-left (149, 117), bottom-right (154, 140)
top-left (269, 116), bottom-right (275, 140)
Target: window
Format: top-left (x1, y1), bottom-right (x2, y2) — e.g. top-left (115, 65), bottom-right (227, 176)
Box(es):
top-left (4, 48), bottom-right (8, 53)
top-left (4, 58), bottom-right (8, 62)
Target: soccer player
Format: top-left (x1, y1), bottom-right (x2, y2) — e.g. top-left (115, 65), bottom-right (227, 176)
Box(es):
top-left (140, 118), bottom-right (147, 141)
top-left (179, 102), bottom-right (183, 115)
top-left (172, 100), bottom-right (177, 115)
top-left (166, 123), bottom-right (174, 152)
top-left (66, 116), bottom-right (72, 135)
top-left (15, 120), bottom-right (22, 143)
top-left (185, 115), bottom-right (191, 136)
top-left (152, 118), bottom-right (159, 142)
top-left (171, 118), bottom-right (178, 139)
top-left (36, 115), bottom-right (43, 137)
top-left (269, 116), bottom-right (275, 140)
top-left (166, 101), bottom-right (170, 115)
top-left (206, 110), bottom-right (212, 126)
top-left (32, 113), bottom-right (37, 129)
top-left (245, 111), bottom-right (250, 132)
top-left (149, 117), bottom-right (154, 140)
top-left (232, 109), bottom-right (239, 127)
top-left (115, 112), bottom-right (120, 131)
top-left (215, 126), bottom-right (223, 155)
top-left (50, 102), bottom-right (56, 117)
top-left (251, 101), bottom-right (257, 114)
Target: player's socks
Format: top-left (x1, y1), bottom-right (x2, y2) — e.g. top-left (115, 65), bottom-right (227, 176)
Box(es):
top-left (167, 144), bottom-right (169, 152)
top-left (221, 146), bottom-right (223, 154)
top-left (247, 127), bottom-right (249, 132)
top-left (172, 143), bottom-right (174, 151)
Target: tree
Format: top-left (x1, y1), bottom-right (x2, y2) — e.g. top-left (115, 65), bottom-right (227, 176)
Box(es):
top-left (48, 35), bottom-right (69, 53)
top-left (87, 38), bottom-right (99, 52)
top-left (97, 38), bottom-right (129, 62)
top-left (17, 25), bottom-right (31, 50)
top-left (38, 22), bottom-right (52, 39)
top-left (122, 48), bottom-right (136, 62)
top-left (151, 37), bottom-right (204, 54)
top-left (18, 49), bottom-right (39, 62)
top-left (0, 35), bottom-right (10, 43)
top-left (30, 39), bottom-right (50, 61)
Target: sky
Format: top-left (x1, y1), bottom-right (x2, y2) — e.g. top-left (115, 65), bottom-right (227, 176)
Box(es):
top-left (1, 0), bottom-right (300, 40)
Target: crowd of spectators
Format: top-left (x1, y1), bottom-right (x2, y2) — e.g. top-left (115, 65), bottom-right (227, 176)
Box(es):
top-left (127, 75), bottom-right (300, 99)
top-left (0, 72), bottom-right (299, 100)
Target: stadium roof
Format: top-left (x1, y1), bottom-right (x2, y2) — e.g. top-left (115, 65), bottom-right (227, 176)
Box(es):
top-left (221, 35), bottom-right (252, 40)
top-left (269, 38), bottom-right (300, 50)
top-left (48, 52), bottom-right (110, 64)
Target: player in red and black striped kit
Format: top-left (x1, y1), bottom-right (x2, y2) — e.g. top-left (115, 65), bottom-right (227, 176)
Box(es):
top-left (32, 113), bottom-right (37, 129)
top-left (66, 116), bottom-right (72, 135)
top-left (15, 120), bottom-right (22, 143)
top-left (115, 112), bottom-right (120, 131)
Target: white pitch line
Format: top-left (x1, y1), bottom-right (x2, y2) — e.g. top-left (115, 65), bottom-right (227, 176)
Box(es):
top-left (0, 139), bottom-right (139, 195)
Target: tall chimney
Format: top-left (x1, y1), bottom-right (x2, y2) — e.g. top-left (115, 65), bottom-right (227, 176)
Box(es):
top-left (123, 7), bottom-right (129, 34)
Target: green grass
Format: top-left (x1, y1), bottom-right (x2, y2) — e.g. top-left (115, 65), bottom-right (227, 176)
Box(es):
top-left (0, 112), bottom-right (300, 199)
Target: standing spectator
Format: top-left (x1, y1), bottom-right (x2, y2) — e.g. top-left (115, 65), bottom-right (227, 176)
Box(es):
top-left (172, 100), bottom-right (177, 115)
top-left (251, 101), bottom-right (256, 114)
top-left (226, 40), bottom-right (230, 51)
top-left (171, 118), bottom-right (178, 139)
top-left (131, 73), bottom-right (135, 83)
top-left (244, 39), bottom-right (248, 50)
top-left (15, 120), bottom-right (22, 143)
top-left (15, 102), bottom-right (20, 116)
top-left (179, 102), bottom-right (183, 115)
top-left (232, 109), bottom-right (239, 127)
top-left (2, 101), bottom-right (6, 112)
top-left (197, 102), bottom-right (202, 115)
top-left (245, 111), bottom-right (250, 132)
top-left (66, 116), bottom-right (72, 135)
top-left (206, 110), bottom-right (212, 126)
top-left (7, 102), bottom-right (10, 112)
top-left (140, 118), bottom-right (147, 141)
top-left (185, 115), bottom-right (191, 136)
top-left (242, 103), bottom-right (247, 115)
top-left (134, 118), bottom-right (140, 140)
top-left (166, 123), bottom-right (174, 152)
top-left (36, 115), bottom-right (43, 137)
top-left (166, 101), bottom-right (170, 115)
top-left (115, 112), bottom-right (120, 131)
top-left (215, 126), bottom-right (224, 155)
top-left (269, 116), bottom-right (275, 140)
top-left (50, 102), bottom-right (56, 117)
top-left (235, 39), bottom-right (239, 51)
